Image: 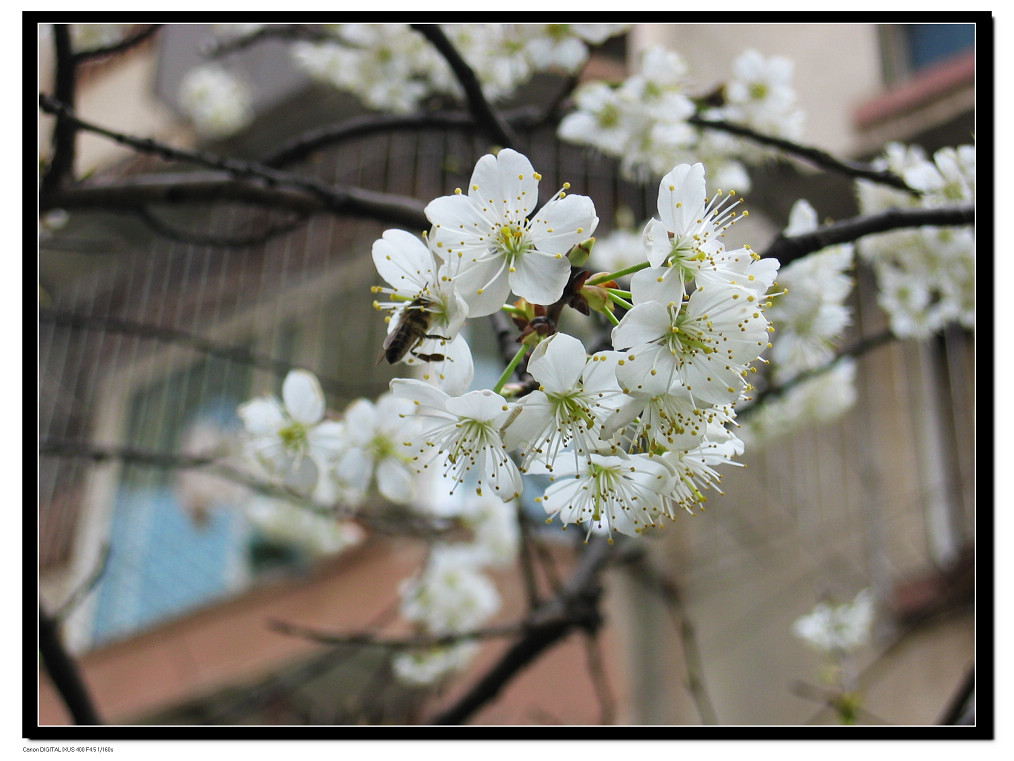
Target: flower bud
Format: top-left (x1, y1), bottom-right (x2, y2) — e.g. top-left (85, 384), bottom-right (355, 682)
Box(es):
top-left (565, 237), bottom-right (596, 268)
top-left (580, 273), bottom-right (617, 315)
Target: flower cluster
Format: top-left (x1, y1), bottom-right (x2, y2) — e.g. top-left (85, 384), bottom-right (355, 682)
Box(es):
top-left (856, 143), bottom-right (975, 338)
top-left (287, 23), bottom-right (629, 114)
top-left (394, 542), bottom-right (502, 685)
top-left (558, 46), bottom-right (804, 186)
top-left (371, 151), bottom-right (779, 540)
top-left (177, 64), bottom-right (255, 139)
top-left (765, 199), bottom-right (854, 384)
top-left (793, 588), bottom-right (875, 655)
top-left (236, 151), bottom-right (779, 541)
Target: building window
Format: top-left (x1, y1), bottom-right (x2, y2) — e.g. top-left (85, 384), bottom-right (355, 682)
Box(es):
top-left (903, 24), bottom-right (975, 72)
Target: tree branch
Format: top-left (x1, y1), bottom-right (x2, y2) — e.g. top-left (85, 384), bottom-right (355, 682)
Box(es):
top-left (689, 114), bottom-right (918, 194)
top-left (262, 106), bottom-right (542, 168)
top-left (267, 618), bottom-right (523, 650)
top-left (427, 535), bottom-right (624, 724)
top-left (621, 552), bottom-right (719, 724)
top-left (38, 438), bottom-right (449, 539)
top-left (40, 25), bottom-right (77, 197)
top-left (37, 96), bottom-right (428, 230)
top-left (410, 24), bottom-right (518, 150)
top-left (39, 603), bottom-right (102, 725)
top-left (38, 307), bottom-right (365, 398)
top-left (737, 330), bottom-right (895, 418)
top-left (761, 205), bottom-right (975, 266)
top-left (130, 206), bottom-right (312, 249)
top-left (40, 172), bottom-right (428, 230)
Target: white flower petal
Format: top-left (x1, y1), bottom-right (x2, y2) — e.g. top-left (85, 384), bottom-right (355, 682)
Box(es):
top-left (283, 370), bottom-right (325, 425)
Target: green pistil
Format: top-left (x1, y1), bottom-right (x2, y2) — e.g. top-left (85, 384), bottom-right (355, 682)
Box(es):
top-left (370, 435), bottom-right (408, 464)
top-left (553, 393), bottom-right (595, 428)
top-left (679, 471), bottom-right (706, 503)
top-left (278, 421), bottom-right (308, 453)
top-left (599, 103), bottom-right (620, 128)
top-left (497, 224), bottom-right (532, 259)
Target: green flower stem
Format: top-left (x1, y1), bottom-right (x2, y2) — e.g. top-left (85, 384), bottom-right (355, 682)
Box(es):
top-left (603, 308), bottom-right (620, 327)
top-left (587, 262), bottom-right (650, 285)
top-left (492, 344), bottom-right (531, 395)
top-left (607, 287), bottom-right (632, 299)
top-left (500, 304), bottom-right (528, 317)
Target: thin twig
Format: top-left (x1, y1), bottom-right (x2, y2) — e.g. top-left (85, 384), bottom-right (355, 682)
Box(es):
top-left (38, 437), bottom-right (450, 539)
top-left (689, 114), bottom-right (918, 195)
top-left (515, 502), bottom-right (543, 610)
top-left (410, 24), bottom-right (518, 150)
top-left (738, 330), bottom-right (896, 418)
top-left (581, 632), bottom-right (617, 725)
top-left (38, 307), bottom-right (364, 397)
top-left (52, 543), bottom-right (111, 622)
top-left (267, 618), bottom-right (523, 650)
top-left (937, 665), bottom-right (976, 725)
top-left (622, 553), bottom-right (719, 724)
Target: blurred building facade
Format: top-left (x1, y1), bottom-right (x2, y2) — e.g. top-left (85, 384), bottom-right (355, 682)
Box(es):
top-left (37, 22), bottom-right (978, 726)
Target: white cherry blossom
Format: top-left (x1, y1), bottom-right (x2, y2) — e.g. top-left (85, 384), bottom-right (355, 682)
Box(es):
top-left (533, 452), bottom-right (674, 539)
top-left (425, 148), bottom-right (598, 315)
top-left (793, 588), bottom-right (875, 654)
top-left (332, 392), bottom-right (419, 506)
top-left (612, 280), bottom-right (772, 406)
top-left (501, 333), bottom-right (625, 470)
top-left (237, 370), bottom-right (344, 494)
top-left (391, 379), bottom-right (523, 502)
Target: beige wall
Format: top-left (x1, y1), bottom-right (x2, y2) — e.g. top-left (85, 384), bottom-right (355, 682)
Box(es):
top-left (39, 28), bottom-right (184, 177)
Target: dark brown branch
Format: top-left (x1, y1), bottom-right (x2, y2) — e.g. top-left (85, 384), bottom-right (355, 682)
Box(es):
top-left (40, 172), bottom-right (428, 231)
top-left (37, 96), bottom-right (428, 230)
top-left (39, 604), bottom-right (102, 725)
top-left (761, 205), bottom-right (975, 267)
top-left (689, 114), bottom-right (917, 195)
top-left (40, 25), bottom-right (77, 196)
top-left (72, 24), bottom-right (163, 64)
top-left (428, 535), bottom-right (621, 724)
top-left (38, 307), bottom-right (364, 397)
top-left (267, 618), bottom-right (522, 650)
top-left (410, 24), bottom-right (518, 150)
top-left (737, 330), bottom-right (895, 418)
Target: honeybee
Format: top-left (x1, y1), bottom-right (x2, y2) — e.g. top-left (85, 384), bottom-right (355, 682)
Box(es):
top-left (378, 297), bottom-right (450, 365)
